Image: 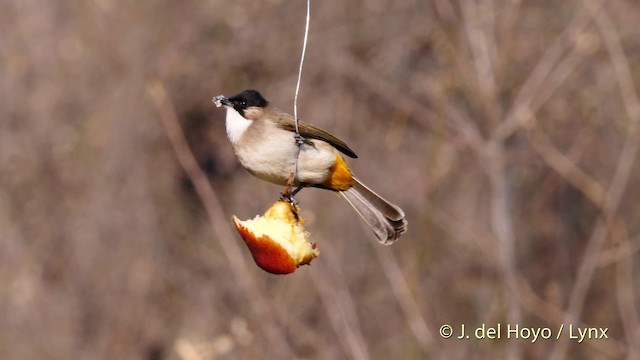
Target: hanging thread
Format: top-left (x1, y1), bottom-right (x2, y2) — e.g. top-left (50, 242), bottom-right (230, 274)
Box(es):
top-left (289, 0), bottom-right (311, 196)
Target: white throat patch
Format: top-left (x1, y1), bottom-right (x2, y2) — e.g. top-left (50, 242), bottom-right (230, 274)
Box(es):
top-left (225, 107), bottom-right (252, 143)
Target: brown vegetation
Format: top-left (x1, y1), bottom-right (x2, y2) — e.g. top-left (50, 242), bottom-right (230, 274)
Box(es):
top-left (1, 0), bottom-right (639, 359)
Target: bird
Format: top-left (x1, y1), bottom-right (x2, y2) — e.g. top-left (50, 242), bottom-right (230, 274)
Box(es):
top-left (213, 89), bottom-right (407, 244)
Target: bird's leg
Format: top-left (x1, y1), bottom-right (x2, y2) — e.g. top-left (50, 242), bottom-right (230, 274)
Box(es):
top-left (280, 171), bottom-right (297, 204)
top-left (280, 171), bottom-right (305, 205)
top-left (280, 185), bottom-right (305, 206)
top-left (290, 185), bottom-right (304, 198)
top-left (281, 171), bottom-right (295, 198)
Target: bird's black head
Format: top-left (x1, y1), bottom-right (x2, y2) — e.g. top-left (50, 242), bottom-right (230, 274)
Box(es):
top-left (227, 90), bottom-right (268, 115)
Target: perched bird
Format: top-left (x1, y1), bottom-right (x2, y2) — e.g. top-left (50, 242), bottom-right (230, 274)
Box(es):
top-left (213, 89), bottom-right (406, 244)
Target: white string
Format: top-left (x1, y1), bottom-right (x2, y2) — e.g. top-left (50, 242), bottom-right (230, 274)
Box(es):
top-left (288, 0), bottom-right (310, 198)
top-left (294, 0), bottom-right (311, 132)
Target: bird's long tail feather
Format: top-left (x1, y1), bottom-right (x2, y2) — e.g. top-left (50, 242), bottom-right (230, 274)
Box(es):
top-left (339, 178), bottom-right (407, 244)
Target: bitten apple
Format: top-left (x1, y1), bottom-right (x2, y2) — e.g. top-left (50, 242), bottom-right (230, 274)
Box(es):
top-left (232, 200), bottom-right (319, 274)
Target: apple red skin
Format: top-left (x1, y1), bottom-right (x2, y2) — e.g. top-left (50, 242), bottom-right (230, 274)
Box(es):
top-left (231, 201), bottom-right (318, 275)
top-left (233, 220), bottom-right (298, 275)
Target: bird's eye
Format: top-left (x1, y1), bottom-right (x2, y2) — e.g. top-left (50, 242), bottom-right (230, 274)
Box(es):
top-left (241, 101), bottom-right (247, 106)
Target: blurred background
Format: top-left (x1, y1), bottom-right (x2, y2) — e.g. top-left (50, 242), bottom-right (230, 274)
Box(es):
top-left (1, 0), bottom-right (639, 359)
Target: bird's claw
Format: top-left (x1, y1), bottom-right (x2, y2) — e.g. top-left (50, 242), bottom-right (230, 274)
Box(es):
top-left (279, 191), bottom-right (299, 206)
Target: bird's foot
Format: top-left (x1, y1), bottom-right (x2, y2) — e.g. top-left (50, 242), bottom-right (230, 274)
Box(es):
top-left (279, 192), bottom-right (299, 206)
top-left (280, 174), bottom-right (304, 206)
top-left (280, 172), bottom-right (297, 204)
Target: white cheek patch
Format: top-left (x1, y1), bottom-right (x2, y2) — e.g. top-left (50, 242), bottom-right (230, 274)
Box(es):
top-left (225, 108), bottom-right (252, 143)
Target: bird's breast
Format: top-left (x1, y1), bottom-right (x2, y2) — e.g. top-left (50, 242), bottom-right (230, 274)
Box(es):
top-left (231, 121), bottom-right (339, 186)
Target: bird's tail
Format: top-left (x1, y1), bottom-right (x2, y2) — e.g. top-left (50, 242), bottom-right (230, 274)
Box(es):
top-left (339, 178), bottom-right (407, 245)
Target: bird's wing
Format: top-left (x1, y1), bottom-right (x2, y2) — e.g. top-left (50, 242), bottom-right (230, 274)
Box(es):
top-left (272, 112), bottom-right (358, 158)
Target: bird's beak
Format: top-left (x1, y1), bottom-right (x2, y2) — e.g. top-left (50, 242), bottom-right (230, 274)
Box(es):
top-left (212, 95), bottom-right (232, 108)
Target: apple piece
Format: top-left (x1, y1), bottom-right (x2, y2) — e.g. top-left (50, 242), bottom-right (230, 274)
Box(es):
top-left (232, 201), bottom-right (319, 274)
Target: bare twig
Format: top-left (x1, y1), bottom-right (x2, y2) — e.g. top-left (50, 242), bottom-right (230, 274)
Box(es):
top-left (613, 222), bottom-right (640, 359)
top-left (549, 2), bottom-right (640, 358)
top-left (529, 125), bottom-right (608, 208)
top-left (372, 244), bottom-right (434, 353)
top-left (424, 202), bottom-right (627, 358)
top-left (492, 0), bottom-right (604, 142)
top-left (599, 232), bottom-right (640, 267)
top-left (461, 0), bottom-right (501, 126)
top-left (311, 245), bottom-right (371, 360)
top-left (496, 0), bottom-right (522, 76)
top-left (460, 0), bottom-right (497, 94)
top-left (484, 141), bottom-right (522, 360)
top-left (459, 4), bottom-right (522, 358)
top-left (328, 54), bottom-right (485, 151)
top-left (512, 273), bottom-right (626, 358)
